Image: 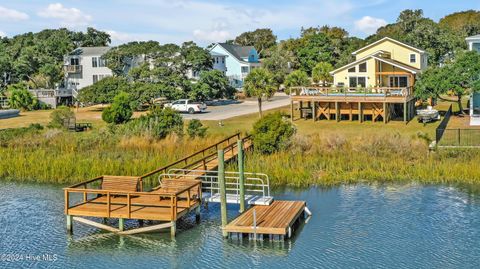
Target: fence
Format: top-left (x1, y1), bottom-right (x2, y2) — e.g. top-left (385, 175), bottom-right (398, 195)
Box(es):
top-left (435, 104), bottom-right (453, 144)
top-left (436, 129), bottom-right (480, 147)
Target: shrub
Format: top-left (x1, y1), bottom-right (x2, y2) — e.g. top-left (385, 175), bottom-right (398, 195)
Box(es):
top-left (102, 92), bottom-right (133, 124)
top-left (252, 112), bottom-right (296, 154)
top-left (187, 119), bottom-right (207, 138)
top-left (7, 83), bottom-right (38, 111)
top-left (124, 107), bottom-right (183, 139)
top-left (48, 106), bottom-right (75, 129)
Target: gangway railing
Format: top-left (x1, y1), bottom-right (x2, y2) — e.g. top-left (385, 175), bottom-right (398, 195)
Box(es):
top-left (159, 169), bottom-right (273, 205)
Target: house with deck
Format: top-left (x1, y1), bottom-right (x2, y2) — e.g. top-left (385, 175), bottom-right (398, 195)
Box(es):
top-left (290, 37), bottom-right (427, 123)
top-left (467, 34), bottom-right (480, 126)
top-left (209, 43), bottom-right (261, 88)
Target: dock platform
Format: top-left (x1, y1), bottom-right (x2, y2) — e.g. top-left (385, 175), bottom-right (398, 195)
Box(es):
top-left (224, 200), bottom-right (307, 240)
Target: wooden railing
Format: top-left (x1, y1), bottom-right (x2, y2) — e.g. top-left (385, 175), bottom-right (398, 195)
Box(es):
top-left (64, 65), bottom-right (82, 73)
top-left (140, 132), bottom-right (243, 182)
top-left (64, 177), bottom-right (201, 221)
top-left (290, 86), bottom-right (413, 98)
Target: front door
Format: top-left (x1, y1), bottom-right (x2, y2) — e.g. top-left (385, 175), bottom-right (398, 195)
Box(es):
top-left (389, 76), bottom-right (409, 87)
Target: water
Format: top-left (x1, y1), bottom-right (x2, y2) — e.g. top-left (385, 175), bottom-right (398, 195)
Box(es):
top-left (1, 182), bottom-right (479, 269)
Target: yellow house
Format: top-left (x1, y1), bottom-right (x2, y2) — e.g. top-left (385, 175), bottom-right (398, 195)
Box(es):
top-left (331, 37), bottom-right (428, 89)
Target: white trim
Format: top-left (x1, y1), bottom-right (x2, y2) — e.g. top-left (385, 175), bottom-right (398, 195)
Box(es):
top-left (409, 54), bottom-right (416, 64)
top-left (371, 56), bottom-right (418, 74)
top-left (330, 54), bottom-right (372, 74)
top-left (352, 37), bottom-right (425, 55)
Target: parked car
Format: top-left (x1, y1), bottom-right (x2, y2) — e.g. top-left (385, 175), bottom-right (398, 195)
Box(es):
top-left (164, 99), bottom-right (207, 114)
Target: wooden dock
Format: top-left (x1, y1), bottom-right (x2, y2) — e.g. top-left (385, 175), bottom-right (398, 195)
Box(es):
top-left (224, 201), bottom-right (308, 240)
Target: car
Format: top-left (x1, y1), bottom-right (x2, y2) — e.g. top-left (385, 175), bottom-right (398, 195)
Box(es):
top-left (164, 99), bottom-right (207, 114)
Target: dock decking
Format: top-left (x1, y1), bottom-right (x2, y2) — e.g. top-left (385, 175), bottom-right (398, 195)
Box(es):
top-left (224, 200), bottom-right (307, 239)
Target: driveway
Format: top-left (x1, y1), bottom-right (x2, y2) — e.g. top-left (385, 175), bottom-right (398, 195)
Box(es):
top-left (181, 93), bottom-right (290, 120)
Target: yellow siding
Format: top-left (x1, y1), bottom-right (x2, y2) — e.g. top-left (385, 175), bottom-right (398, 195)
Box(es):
top-left (333, 58), bottom-right (376, 87)
top-left (355, 39), bottom-right (423, 70)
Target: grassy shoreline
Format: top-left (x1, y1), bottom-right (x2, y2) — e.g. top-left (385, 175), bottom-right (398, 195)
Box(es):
top-left (1, 104), bottom-right (480, 187)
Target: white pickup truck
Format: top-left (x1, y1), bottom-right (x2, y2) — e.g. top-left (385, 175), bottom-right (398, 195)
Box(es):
top-left (164, 99), bottom-right (207, 114)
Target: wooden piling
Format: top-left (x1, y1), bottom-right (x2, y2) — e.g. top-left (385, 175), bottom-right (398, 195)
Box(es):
top-left (170, 221), bottom-right (176, 237)
top-left (66, 215), bottom-right (73, 233)
top-left (238, 140), bottom-right (246, 213)
top-left (119, 218), bottom-right (125, 231)
top-left (218, 150), bottom-right (228, 238)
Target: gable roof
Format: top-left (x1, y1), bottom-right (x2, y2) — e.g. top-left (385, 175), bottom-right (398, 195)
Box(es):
top-left (352, 37), bottom-right (425, 56)
top-left (330, 52), bottom-right (420, 75)
top-left (69, 47), bottom-right (111, 56)
top-left (466, 34), bottom-right (480, 41)
top-left (214, 43), bottom-right (256, 61)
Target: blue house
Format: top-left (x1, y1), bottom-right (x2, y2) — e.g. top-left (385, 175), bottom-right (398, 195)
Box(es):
top-left (209, 43), bottom-right (261, 88)
top-left (467, 35), bottom-right (480, 125)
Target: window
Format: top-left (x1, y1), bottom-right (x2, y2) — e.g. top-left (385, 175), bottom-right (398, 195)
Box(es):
top-left (216, 57), bottom-right (219, 64)
top-left (473, 43), bottom-right (480, 53)
top-left (349, 77), bottom-right (366, 88)
top-left (348, 67), bottom-right (356, 73)
top-left (222, 57), bottom-right (225, 64)
top-left (359, 62), bottom-right (367, 72)
top-left (92, 57), bottom-right (98, 68)
top-left (70, 58), bottom-right (79, 65)
top-left (99, 57), bottom-right (106, 67)
top-left (241, 66), bottom-right (249, 73)
top-left (410, 54), bottom-right (416, 63)
top-left (93, 75), bottom-right (98, 83)
top-left (389, 76), bottom-right (408, 87)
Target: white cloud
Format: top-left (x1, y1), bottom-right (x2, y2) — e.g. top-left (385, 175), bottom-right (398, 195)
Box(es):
top-left (0, 6), bottom-right (29, 21)
top-left (106, 30), bottom-right (133, 43)
top-left (0, 31), bottom-right (5, 37)
top-left (38, 3), bottom-right (92, 27)
top-left (354, 16), bottom-right (387, 35)
top-left (193, 29), bottom-right (232, 43)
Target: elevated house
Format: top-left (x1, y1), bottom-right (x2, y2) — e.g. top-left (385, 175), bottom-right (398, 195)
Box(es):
top-left (209, 43), bottom-right (261, 88)
top-left (467, 34), bottom-right (480, 126)
top-left (290, 37), bottom-right (427, 123)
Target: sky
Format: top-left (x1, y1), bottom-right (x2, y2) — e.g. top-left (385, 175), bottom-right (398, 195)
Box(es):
top-left (0, 0), bottom-right (479, 46)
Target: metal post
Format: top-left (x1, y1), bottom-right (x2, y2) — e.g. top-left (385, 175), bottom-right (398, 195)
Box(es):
top-left (238, 140), bottom-right (246, 213)
top-left (218, 150), bottom-right (228, 238)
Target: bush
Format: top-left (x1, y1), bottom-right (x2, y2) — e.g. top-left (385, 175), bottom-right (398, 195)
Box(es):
top-left (102, 92), bottom-right (133, 124)
top-left (124, 107), bottom-right (183, 139)
top-left (7, 83), bottom-right (38, 111)
top-left (252, 112), bottom-right (296, 154)
top-left (187, 119), bottom-right (207, 138)
top-left (48, 106), bottom-right (75, 129)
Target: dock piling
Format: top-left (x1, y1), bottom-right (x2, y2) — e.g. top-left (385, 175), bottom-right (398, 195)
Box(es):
top-left (119, 218), bottom-right (125, 231)
top-left (238, 140), bottom-right (246, 213)
top-left (195, 206), bottom-right (201, 224)
top-left (218, 150), bottom-right (228, 238)
top-left (66, 215), bottom-right (73, 233)
top-left (170, 221), bottom-right (176, 237)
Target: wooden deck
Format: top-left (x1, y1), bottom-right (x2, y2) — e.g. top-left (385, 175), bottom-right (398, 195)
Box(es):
top-left (224, 201), bottom-right (306, 238)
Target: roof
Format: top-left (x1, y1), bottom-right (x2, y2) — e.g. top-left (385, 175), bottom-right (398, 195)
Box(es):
top-left (330, 52), bottom-right (420, 75)
top-left (214, 43), bottom-right (256, 61)
top-left (352, 37), bottom-right (425, 56)
top-left (69, 47), bottom-right (111, 56)
top-left (466, 34), bottom-right (480, 41)
top-left (210, 51), bottom-right (228, 57)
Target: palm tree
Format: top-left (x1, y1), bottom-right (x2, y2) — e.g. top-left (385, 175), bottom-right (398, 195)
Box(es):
top-left (312, 62), bottom-right (333, 86)
top-left (243, 68), bottom-right (276, 118)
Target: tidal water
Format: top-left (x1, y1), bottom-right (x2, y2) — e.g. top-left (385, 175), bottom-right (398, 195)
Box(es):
top-left (0, 182), bottom-right (479, 269)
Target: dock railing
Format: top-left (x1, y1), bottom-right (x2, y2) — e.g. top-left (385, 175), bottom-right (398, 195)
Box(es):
top-left (290, 86), bottom-right (412, 99)
top-left (64, 175), bottom-right (201, 221)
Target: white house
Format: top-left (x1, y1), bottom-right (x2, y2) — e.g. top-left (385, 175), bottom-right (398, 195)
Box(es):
top-left (209, 43), bottom-right (261, 88)
top-left (63, 47), bottom-right (113, 97)
top-left (187, 51), bottom-right (228, 80)
top-left (467, 35), bottom-right (480, 125)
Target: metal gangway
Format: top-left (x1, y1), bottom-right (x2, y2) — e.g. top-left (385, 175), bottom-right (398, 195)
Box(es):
top-left (159, 169), bottom-right (274, 206)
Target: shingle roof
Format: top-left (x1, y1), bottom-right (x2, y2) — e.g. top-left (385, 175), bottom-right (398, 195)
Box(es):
top-left (69, 47), bottom-right (111, 56)
top-left (210, 51), bottom-right (228, 57)
top-left (216, 43), bottom-right (255, 61)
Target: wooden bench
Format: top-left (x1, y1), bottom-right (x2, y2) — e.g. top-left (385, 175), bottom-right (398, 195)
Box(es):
top-left (101, 176), bottom-right (141, 192)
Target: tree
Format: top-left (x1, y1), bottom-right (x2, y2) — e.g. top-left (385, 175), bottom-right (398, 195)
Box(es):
top-left (48, 106), bottom-right (75, 129)
top-left (234, 29), bottom-right (277, 56)
top-left (415, 51), bottom-right (480, 113)
top-left (187, 119), bottom-right (207, 138)
top-left (284, 70), bottom-right (310, 93)
top-left (244, 68), bottom-right (277, 118)
top-left (78, 27), bottom-right (111, 47)
top-left (78, 76), bottom-right (129, 104)
top-left (262, 44), bottom-right (295, 86)
top-left (127, 107), bottom-right (183, 139)
top-left (439, 10), bottom-right (480, 39)
top-left (7, 83), bottom-right (38, 110)
top-left (312, 62), bottom-right (333, 86)
top-left (180, 41), bottom-right (213, 75)
top-left (102, 92), bottom-right (134, 124)
top-left (189, 70), bottom-right (235, 101)
top-left (252, 112), bottom-right (295, 154)
top-left (296, 33), bottom-right (334, 74)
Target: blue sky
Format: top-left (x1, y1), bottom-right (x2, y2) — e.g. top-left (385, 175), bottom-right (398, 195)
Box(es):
top-left (0, 0), bottom-right (479, 45)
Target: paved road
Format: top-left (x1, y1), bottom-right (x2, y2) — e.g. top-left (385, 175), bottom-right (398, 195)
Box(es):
top-left (182, 93), bottom-right (290, 120)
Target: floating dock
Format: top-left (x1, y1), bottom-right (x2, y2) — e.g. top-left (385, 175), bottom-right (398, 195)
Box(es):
top-left (224, 201), bottom-right (308, 240)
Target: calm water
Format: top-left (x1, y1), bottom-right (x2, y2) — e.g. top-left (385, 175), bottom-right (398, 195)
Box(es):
top-left (0, 182), bottom-right (480, 269)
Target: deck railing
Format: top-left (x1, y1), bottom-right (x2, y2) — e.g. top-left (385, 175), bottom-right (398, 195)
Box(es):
top-left (64, 176), bottom-right (201, 221)
top-left (290, 86), bottom-right (413, 99)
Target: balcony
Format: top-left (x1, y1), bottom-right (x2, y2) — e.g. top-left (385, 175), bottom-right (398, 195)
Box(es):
top-left (64, 65), bottom-right (82, 74)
